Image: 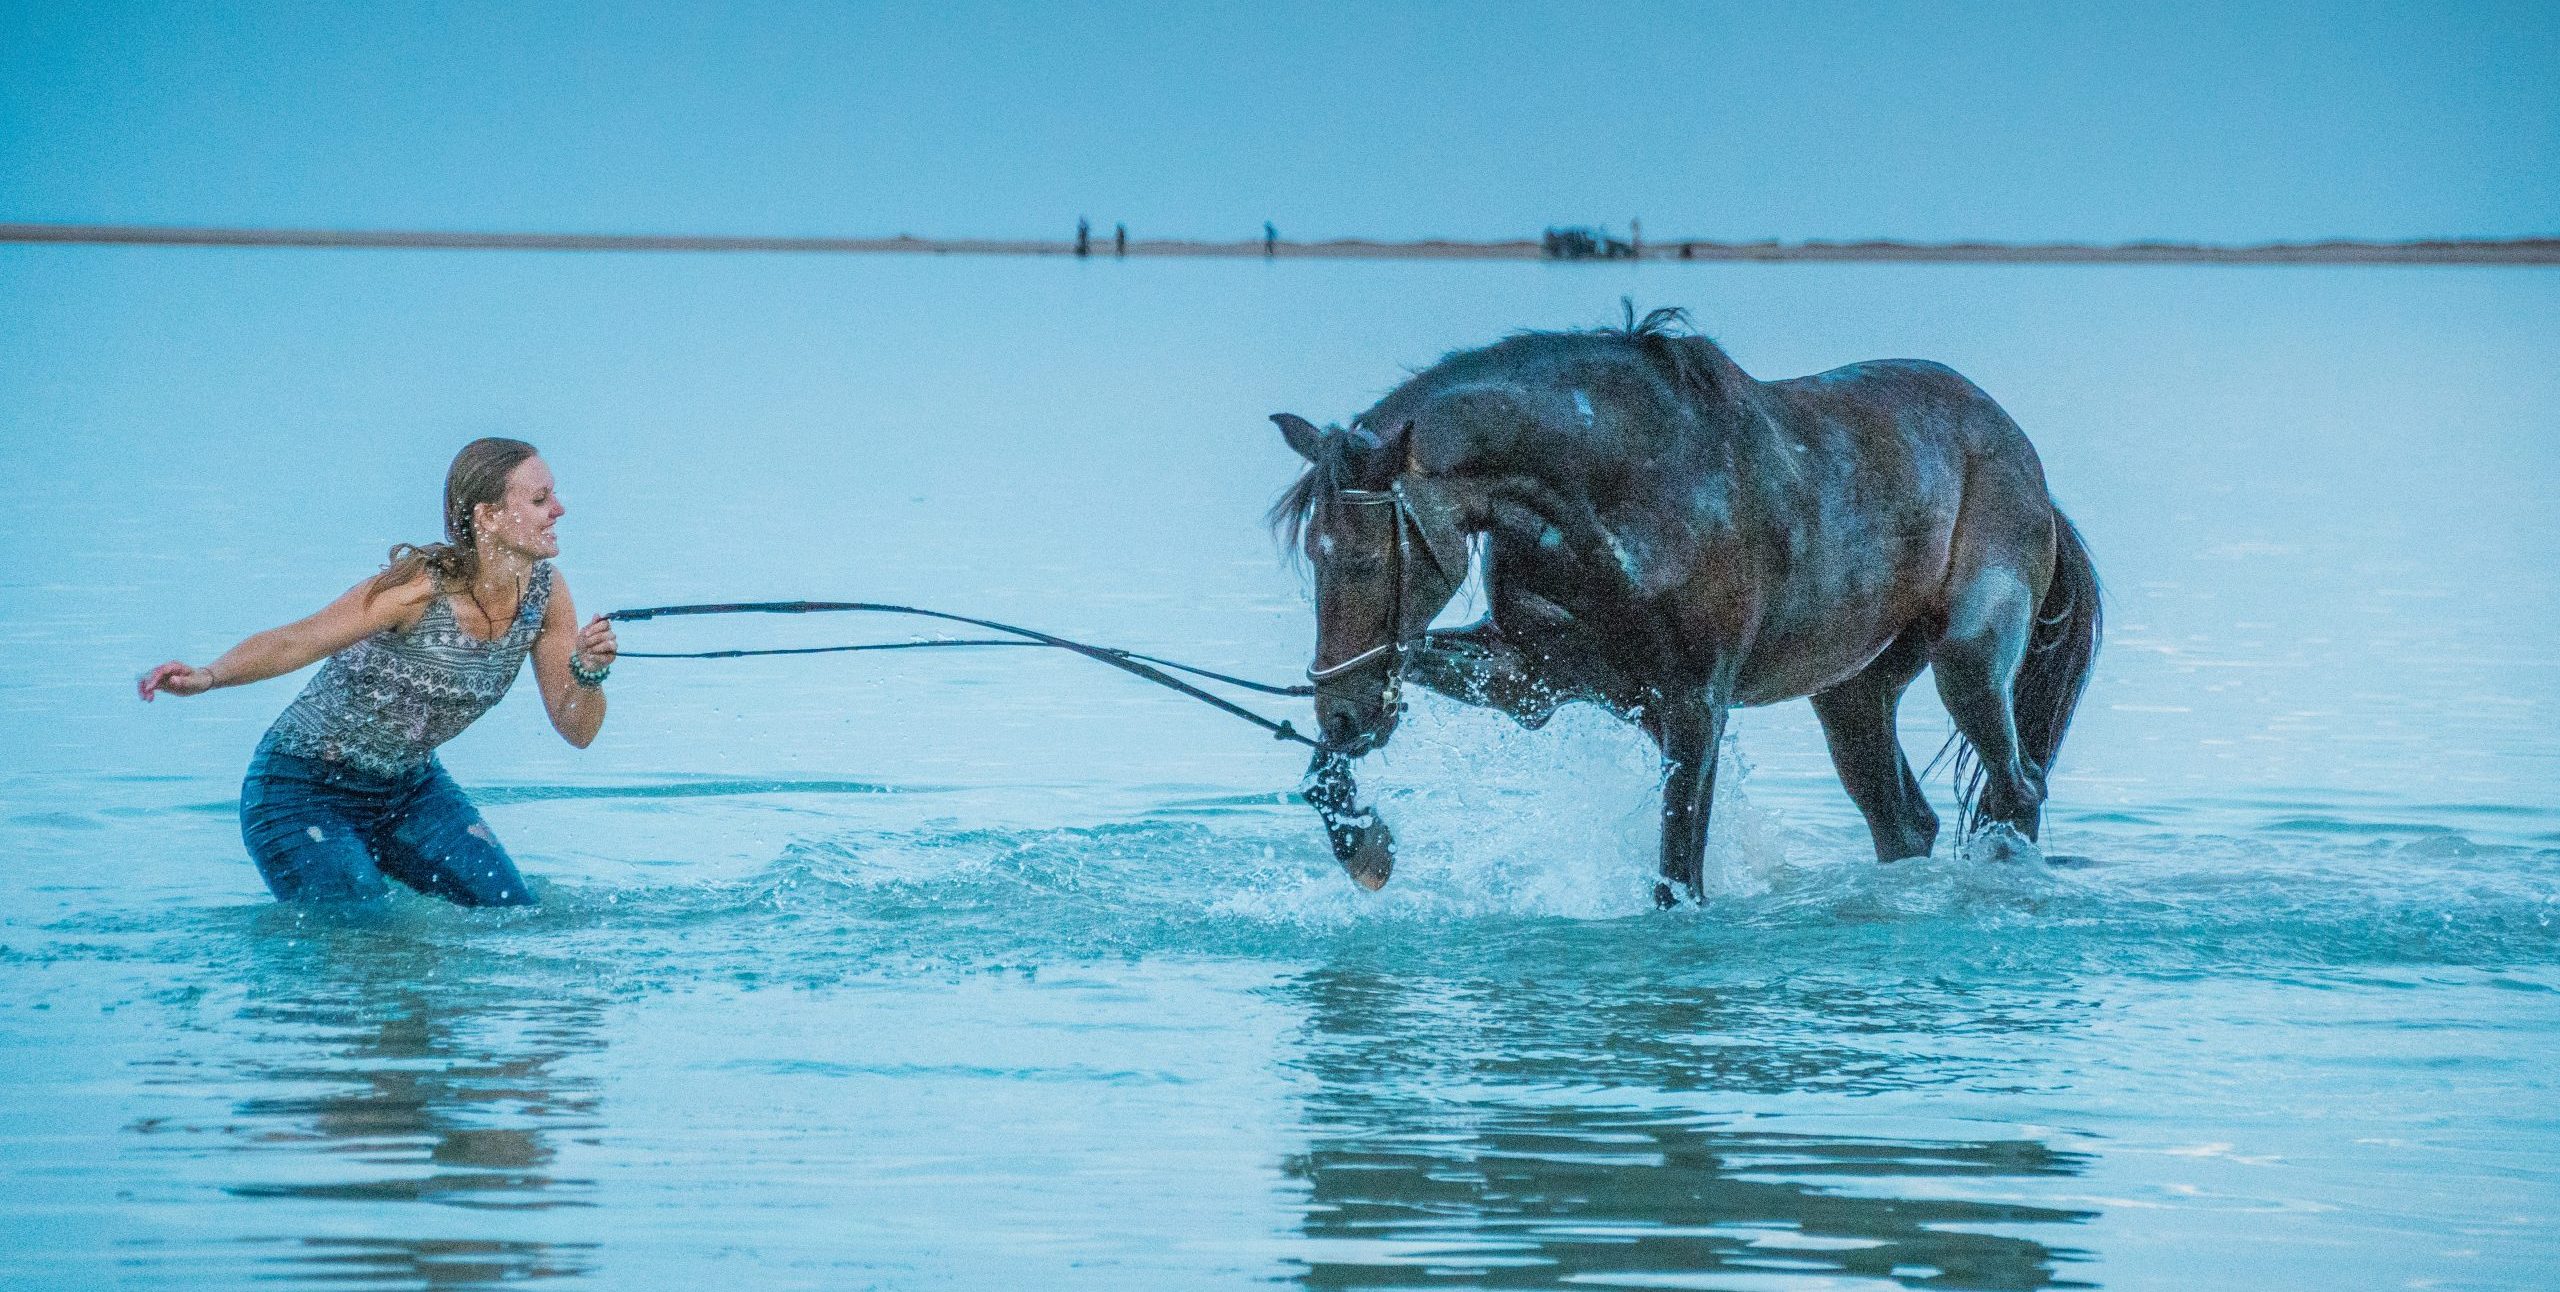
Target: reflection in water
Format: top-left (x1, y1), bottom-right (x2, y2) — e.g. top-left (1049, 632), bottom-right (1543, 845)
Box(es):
top-left (238, 1236), bottom-right (599, 1287)
top-left (215, 988), bottom-right (599, 1209)
top-left (1288, 1111), bottom-right (2092, 1290)
top-left (1281, 963), bottom-right (2097, 1289)
top-left (126, 911), bottom-right (605, 1285)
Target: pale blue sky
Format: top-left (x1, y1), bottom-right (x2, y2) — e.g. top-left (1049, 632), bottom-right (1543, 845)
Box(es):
top-left (2, 0), bottom-right (2554, 243)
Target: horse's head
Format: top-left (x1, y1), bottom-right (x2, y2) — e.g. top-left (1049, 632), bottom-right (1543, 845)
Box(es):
top-left (1273, 412), bottom-right (1470, 756)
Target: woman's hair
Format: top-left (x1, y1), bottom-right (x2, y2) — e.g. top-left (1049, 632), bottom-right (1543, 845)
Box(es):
top-left (369, 437), bottom-right (541, 602)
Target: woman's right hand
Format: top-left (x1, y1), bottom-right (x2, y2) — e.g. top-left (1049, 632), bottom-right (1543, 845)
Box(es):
top-left (138, 662), bottom-right (216, 701)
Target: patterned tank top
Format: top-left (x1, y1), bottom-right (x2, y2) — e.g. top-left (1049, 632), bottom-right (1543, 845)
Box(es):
top-left (261, 563), bottom-right (555, 777)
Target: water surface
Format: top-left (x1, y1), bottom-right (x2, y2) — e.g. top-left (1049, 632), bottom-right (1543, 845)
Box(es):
top-left (1, 250), bottom-right (2555, 1288)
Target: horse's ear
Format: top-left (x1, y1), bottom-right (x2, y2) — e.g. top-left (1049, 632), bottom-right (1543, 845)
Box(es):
top-left (1386, 419), bottom-right (1417, 471)
top-left (1341, 419), bottom-right (1417, 480)
top-left (1272, 413), bottom-right (1326, 462)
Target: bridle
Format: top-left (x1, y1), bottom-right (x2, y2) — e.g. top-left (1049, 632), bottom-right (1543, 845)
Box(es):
top-left (1305, 480), bottom-right (1455, 716)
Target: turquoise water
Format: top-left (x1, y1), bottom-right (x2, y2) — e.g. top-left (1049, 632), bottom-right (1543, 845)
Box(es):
top-left (2, 250), bottom-right (2555, 1289)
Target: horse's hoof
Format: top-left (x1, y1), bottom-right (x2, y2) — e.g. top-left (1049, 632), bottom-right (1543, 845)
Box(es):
top-left (1965, 823), bottom-right (2042, 865)
top-left (1341, 819), bottom-right (1395, 891)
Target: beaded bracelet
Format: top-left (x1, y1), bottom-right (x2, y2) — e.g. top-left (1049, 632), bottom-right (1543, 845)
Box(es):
top-left (568, 653), bottom-right (612, 689)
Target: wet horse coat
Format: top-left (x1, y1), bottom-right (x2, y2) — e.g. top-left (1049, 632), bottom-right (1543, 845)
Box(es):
top-left (1275, 309), bottom-right (2100, 903)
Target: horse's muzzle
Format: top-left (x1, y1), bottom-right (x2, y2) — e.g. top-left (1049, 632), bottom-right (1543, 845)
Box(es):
top-left (1316, 691), bottom-right (1398, 756)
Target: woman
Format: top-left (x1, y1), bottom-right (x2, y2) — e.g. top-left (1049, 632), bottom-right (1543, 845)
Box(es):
top-left (137, 438), bottom-right (618, 907)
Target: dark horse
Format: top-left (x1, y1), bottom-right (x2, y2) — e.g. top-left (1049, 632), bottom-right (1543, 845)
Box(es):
top-left (1273, 308), bottom-right (2100, 905)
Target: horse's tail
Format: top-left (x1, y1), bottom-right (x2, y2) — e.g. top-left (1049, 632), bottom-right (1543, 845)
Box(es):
top-left (1950, 503), bottom-right (2103, 832)
top-left (2017, 506), bottom-right (2102, 778)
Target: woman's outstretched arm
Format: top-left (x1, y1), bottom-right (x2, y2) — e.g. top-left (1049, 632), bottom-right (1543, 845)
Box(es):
top-left (529, 571), bottom-right (614, 748)
top-left (137, 573), bottom-right (431, 701)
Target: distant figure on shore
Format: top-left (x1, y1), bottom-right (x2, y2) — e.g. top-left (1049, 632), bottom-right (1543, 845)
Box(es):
top-left (1631, 218), bottom-right (1642, 258)
top-left (1680, 242), bottom-right (1695, 259)
top-left (1264, 222), bottom-right (1278, 257)
top-left (1075, 217), bottom-right (1090, 258)
top-left (1114, 223), bottom-right (1127, 257)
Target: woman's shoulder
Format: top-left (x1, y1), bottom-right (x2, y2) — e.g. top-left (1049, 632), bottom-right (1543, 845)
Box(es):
top-left (337, 564), bottom-right (442, 638)
top-left (362, 563), bottom-right (444, 611)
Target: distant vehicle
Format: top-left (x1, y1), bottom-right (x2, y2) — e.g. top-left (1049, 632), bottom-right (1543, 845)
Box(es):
top-left (1542, 226), bottom-right (1636, 260)
top-left (1536, 226), bottom-right (1638, 259)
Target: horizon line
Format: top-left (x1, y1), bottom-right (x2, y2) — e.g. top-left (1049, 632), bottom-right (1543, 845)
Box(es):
top-left (4, 222), bottom-right (2555, 265)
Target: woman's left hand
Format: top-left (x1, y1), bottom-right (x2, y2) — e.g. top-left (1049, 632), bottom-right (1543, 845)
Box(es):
top-left (138, 661), bottom-right (217, 701)
top-left (574, 616), bottom-right (618, 671)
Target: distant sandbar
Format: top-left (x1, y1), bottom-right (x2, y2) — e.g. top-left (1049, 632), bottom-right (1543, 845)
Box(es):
top-left (3, 223), bottom-right (2552, 265)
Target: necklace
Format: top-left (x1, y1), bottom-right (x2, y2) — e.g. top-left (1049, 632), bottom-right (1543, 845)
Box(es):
top-left (461, 571), bottom-right (529, 640)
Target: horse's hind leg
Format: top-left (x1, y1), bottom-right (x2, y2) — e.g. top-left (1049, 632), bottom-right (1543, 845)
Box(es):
top-left (1810, 632), bottom-right (1938, 861)
top-left (1929, 567), bottom-right (2046, 841)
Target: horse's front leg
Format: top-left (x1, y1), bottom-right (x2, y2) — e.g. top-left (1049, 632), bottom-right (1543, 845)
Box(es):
top-left (1650, 700), bottom-right (1729, 908)
top-left (1404, 621), bottom-right (1566, 727)
top-left (1298, 622), bottom-right (1549, 894)
top-left (1301, 748), bottom-right (1394, 890)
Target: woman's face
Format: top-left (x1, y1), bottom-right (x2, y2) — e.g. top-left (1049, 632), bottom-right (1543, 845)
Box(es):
top-left (477, 456), bottom-right (565, 560)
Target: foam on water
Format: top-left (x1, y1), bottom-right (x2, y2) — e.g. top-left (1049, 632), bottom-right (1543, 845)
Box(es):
top-left (190, 748), bottom-right (2527, 995)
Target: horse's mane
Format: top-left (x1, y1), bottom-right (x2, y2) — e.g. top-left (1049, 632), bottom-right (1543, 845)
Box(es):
top-left (1603, 300), bottom-right (1752, 400)
top-left (1618, 300), bottom-right (1691, 339)
top-left (1267, 458), bottom-right (1332, 561)
top-left (1267, 302), bottom-right (1740, 561)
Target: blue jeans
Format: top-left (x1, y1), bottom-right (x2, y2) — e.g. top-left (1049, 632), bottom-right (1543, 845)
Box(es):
top-left (239, 745), bottom-right (534, 906)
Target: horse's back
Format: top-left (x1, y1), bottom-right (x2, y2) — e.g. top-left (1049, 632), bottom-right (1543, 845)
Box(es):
top-left (1768, 358), bottom-right (2035, 462)
top-left (1765, 356), bottom-right (2053, 542)
top-left (1786, 355), bottom-right (2054, 509)
top-left (1754, 357), bottom-right (2010, 533)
